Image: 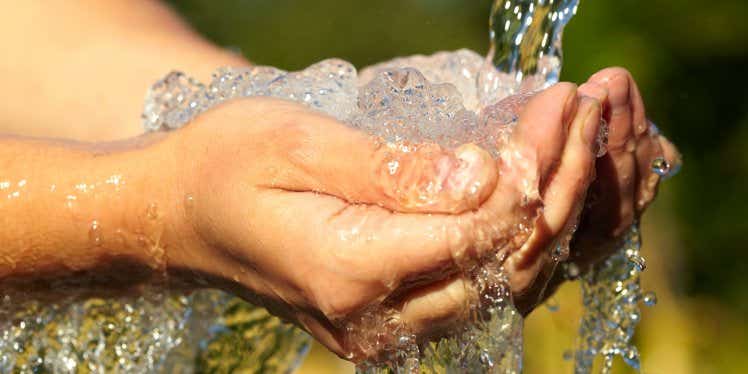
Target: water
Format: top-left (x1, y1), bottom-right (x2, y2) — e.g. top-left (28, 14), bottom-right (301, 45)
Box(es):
top-left (574, 225), bottom-right (652, 374)
top-left (0, 289), bottom-right (310, 373)
top-left (0, 1), bottom-right (663, 372)
top-left (478, 0), bottom-right (579, 104)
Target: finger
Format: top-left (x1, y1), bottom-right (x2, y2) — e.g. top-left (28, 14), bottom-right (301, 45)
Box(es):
top-left (251, 98), bottom-right (498, 214)
top-left (508, 82), bottom-right (578, 195)
top-left (505, 97), bottom-right (602, 293)
top-left (586, 68), bottom-right (642, 235)
top-left (589, 67), bottom-right (648, 149)
top-left (578, 81), bottom-right (609, 155)
top-left (399, 275), bottom-right (477, 339)
top-left (579, 81), bottom-right (609, 103)
top-left (542, 97), bottom-right (603, 231)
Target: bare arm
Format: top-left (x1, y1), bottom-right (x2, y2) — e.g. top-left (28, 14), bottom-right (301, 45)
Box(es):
top-left (0, 0), bottom-right (247, 141)
top-left (0, 132), bottom-right (185, 296)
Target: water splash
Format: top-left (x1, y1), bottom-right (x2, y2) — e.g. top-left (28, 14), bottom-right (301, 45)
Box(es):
top-left (0, 289), bottom-right (310, 373)
top-left (574, 225), bottom-right (650, 373)
top-left (478, 0), bottom-right (580, 104)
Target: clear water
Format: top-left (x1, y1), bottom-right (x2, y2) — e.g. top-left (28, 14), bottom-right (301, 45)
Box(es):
top-left (0, 289), bottom-right (310, 373)
top-left (478, 0), bottom-right (579, 104)
top-left (574, 225), bottom-right (656, 374)
top-left (1, 0), bottom-right (660, 372)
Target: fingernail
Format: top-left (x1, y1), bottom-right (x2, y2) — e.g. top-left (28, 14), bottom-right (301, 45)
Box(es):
top-left (607, 74), bottom-right (630, 110)
top-left (450, 146), bottom-right (483, 190)
top-left (579, 82), bottom-right (609, 103)
top-left (562, 85), bottom-right (579, 121)
top-left (448, 145), bottom-right (495, 204)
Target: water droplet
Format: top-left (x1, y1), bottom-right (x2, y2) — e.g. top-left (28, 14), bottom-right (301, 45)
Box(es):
top-left (146, 203), bottom-right (159, 220)
top-left (642, 292), bottom-right (657, 307)
top-left (65, 194), bottom-right (77, 208)
top-left (631, 255), bottom-right (646, 271)
top-left (545, 297), bottom-right (560, 312)
top-left (565, 262), bottom-right (580, 279)
top-left (562, 349), bottom-right (573, 361)
top-left (387, 159), bottom-right (400, 175)
top-left (651, 157), bottom-right (670, 177)
top-left (622, 349), bottom-right (641, 370)
top-left (89, 220), bottom-right (102, 246)
top-left (184, 194), bottom-right (195, 214)
top-left (136, 235), bottom-right (149, 248)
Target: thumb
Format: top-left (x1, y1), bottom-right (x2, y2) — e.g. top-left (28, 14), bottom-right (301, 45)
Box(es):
top-left (270, 107), bottom-right (498, 214)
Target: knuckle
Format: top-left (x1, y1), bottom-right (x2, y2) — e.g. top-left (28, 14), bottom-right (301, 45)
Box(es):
top-left (603, 66), bottom-right (634, 82)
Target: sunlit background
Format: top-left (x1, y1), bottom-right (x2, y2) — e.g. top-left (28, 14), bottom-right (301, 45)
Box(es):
top-left (167, 0), bottom-right (748, 372)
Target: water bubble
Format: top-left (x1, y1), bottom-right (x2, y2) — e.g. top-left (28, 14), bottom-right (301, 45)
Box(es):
top-left (65, 194), bottom-right (77, 208)
top-left (622, 348), bottom-right (641, 370)
top-left (136, 235), bottom-right (149, 248)
top-left (146, 203), bottom-right (159, 220)
top-left (565, 262), bottom-right (580, 279)
top-left (642, 291), bottom-right (658, 307)
top-left (184, 194), bottom-right (195, 214)
top-left (89, 220), bottom-right (102, 246)
top-left (651, 157), bottom-right (671, 177)
top-left (545, 297), bottom-right (560, 312)
top-left (626, 249), bottom-right (647, 271)
top-left (387, 159), bottom-right (400, 175)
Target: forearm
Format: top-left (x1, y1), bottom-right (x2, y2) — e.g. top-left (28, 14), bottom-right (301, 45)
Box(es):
top-left (0, 0), bottom-right (248, 141)
top-left (0, 133), bottom-right (185, 295)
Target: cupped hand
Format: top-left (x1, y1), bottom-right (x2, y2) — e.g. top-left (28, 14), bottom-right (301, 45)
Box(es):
top-left (163, 84), bottom-right (601, 360)
top-left (570, 67), bottom-right (682, 270)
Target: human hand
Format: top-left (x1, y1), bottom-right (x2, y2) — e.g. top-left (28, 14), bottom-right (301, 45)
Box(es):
top-left (163, 84), bottom-right (602, 360)
top-left (570, 67), bottom-right (682, 270)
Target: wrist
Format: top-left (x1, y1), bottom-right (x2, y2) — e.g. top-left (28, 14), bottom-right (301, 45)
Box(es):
top-left (0, 133), bottom-right (190, 294)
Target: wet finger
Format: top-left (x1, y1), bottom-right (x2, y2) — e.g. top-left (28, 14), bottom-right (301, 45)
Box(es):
top-left (504, 97), bottom-right (602, 292)
top-left (579, 81), bottom-right (609, 103)
top-left (588, 67), bottom-right (647, 150)
top-left (242, 98), bottom-right (499, 215)
top-left (509, 82), bottom-right (578, 194)
top-left (542, 97), bottom-right (604, 231)
top-left (399, 275), bottom-right (477, 339)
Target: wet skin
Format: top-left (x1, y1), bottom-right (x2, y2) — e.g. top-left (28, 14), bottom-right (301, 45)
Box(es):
top-left (0, 74), bottom-right (679, 361)
top-left (0, 2), bottom-right (681, 362)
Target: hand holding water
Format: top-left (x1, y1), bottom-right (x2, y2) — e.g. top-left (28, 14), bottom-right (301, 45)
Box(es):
top-left (571, 68), bottom-right (681, 271)
top-left (161, 83), bottom-right (604, 359)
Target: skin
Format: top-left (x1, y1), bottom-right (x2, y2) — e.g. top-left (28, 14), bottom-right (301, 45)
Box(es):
top-left (0, 0), bottom-right (680, 361)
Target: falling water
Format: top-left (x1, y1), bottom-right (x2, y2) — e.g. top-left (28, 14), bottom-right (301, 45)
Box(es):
top-left (478, 0), bottom-right (579, 104)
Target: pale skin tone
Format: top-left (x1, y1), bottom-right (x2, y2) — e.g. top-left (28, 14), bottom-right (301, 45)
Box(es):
top-left (0, 0), bottom-right (679, 361)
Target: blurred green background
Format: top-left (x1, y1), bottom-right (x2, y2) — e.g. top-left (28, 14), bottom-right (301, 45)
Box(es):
top-left (167, 0), bottom-right (748, 372)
